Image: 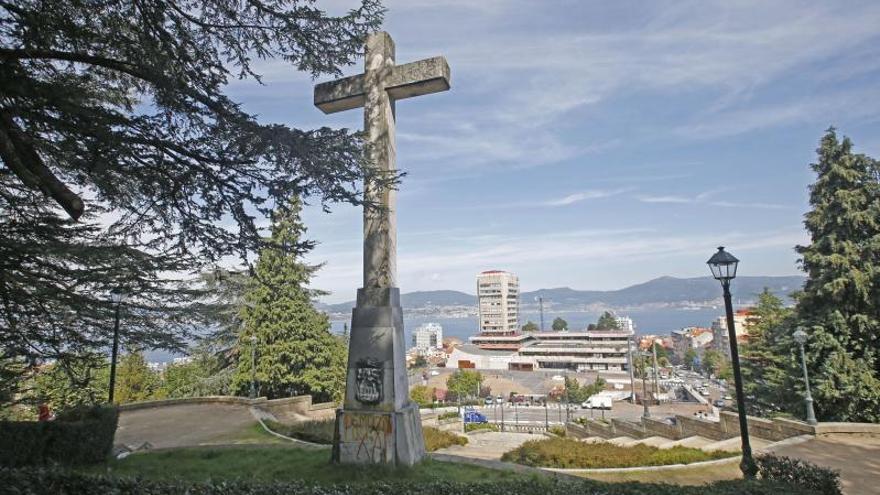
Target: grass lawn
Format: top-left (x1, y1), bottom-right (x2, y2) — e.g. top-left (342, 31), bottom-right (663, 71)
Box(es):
top-left (89, 445), bottom-right (539, 484)
top-left (206, 421), bottom-right (288, 445)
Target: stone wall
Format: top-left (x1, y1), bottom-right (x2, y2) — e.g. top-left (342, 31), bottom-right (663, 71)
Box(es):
top-left (642, 417), bottom-right (684, 440)
top-left (118, 395), bottom-right (339, 422)
top-left (610, 419), bottom-right (646, 439)
top-left (676, 415), bottom-right (731, 440)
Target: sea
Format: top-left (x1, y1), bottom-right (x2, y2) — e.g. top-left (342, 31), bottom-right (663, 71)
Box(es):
top-left (145, 307), bottom-right (723, 363)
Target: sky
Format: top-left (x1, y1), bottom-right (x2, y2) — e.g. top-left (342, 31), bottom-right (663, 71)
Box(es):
top-left (225, 0), bottom-right (880, 303)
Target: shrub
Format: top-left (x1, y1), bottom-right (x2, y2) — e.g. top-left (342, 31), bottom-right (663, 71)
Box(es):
top-left (0, 405), bottom-right (118, 467)
top-left (548, 425), bottom-right (567, 437)
top-left (422, 426), bottom-right (467, 451)
top-left (263, 419), bottom-right (335, 444)
top-left (756, 454), bottom-right (842, 495)
top-left (438, 411), bottom-right (460, 421)
top-left (465, 422), bottom-right (500, 433)
top-left (0, 467), bottom-right (828, 494)
top-left (501, 437), bottom-right (736, 469)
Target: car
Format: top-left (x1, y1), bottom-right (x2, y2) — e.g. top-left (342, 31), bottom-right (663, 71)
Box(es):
top-left (484, 397), bottom-right (493, 405)
top-left (430, 370), bottom-right (440, 376)
top-left (551, 375), bottom-right (565, 381)
top-left (713, 399), bottom-right (726, 407)
top-left (463, 410), bottom-right (488, 424)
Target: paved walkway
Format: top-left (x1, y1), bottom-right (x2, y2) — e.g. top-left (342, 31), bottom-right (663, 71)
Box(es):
top-left (435, 431), bottom-right (539, 460)
top-left (115, 403), bottom-right (259, 449)
top-left (770, 433), bottom-right (880, 495)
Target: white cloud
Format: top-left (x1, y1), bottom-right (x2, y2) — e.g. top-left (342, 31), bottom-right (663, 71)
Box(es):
top-left (544, 188), bottom-right (631, 206)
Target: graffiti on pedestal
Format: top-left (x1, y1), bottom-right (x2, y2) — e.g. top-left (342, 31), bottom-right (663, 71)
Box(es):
top-left (342, 413), bottom-right (393, 462)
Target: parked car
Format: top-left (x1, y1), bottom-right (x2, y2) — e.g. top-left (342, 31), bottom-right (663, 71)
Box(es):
top-left (713, 399), bottom-right (726, 407)
top-left (581, 396), bottom-right (613, 410)
top-left (484, 397), bottom-right (493, 406)
top-left (430, 370), bottom-right (440, 376)
top-left (463, 409), bottom-right (488, 424)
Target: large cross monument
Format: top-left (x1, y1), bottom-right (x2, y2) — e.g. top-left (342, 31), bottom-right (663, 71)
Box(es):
top-left (314, 32), bottom-right (450, 465)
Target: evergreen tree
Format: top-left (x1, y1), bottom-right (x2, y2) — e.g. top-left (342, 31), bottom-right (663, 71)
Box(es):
top-left (114, 352), bottom-right (162, 404)
top-left (551, 317), bottom-right (568, 331)
top-left (741, 290), bottom-right (800, 416)
top-left (595, 311), bottom-right (620, 330)
top-left (794, 129), bottom-right (880, 421)
top-left (232, 196), bottom-right (346, 402)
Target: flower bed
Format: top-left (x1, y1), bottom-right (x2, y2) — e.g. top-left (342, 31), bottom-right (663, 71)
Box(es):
top-left (501, 437), bottom-right (737, 469)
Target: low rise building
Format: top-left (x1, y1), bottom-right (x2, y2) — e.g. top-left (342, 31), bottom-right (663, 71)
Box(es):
top-left (711, 309), bottom-right (756, 358)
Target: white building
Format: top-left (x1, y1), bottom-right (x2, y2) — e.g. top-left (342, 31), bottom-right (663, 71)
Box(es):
top-left (454, 329), bottom-right (635, 372)
top-left (412, 322), bottom-right (443, 353)
top-left (477, 270), bottom-right (519, 335)
top-left (615, 316), bottom-right (635, 333)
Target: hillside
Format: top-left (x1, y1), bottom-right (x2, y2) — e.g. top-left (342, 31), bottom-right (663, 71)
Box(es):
top-left (319, 275), bottom-right (805, 313)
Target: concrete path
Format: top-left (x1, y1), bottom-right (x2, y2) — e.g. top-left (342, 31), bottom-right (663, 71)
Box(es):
top-left (115, 403), bottom-right (260, 449)
top-left (434, 431), bottom-right (540, 460)
top-left (770, 433), bottom-right (880, 495)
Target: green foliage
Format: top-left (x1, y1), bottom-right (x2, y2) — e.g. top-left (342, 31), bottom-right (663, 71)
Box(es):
top-left (113, 352), bottom-right (162, 404)
top-left (793, 130), bottom-right (880, 422)
top-left (0, 405), bottom-right (117, 467)
top-left (684, 349), bottom-right (698, 370)
top-left (446, 370), bottom-right (482, 401)
top-left (263, 419), bottom-right (335, 445)
top-left (595, 311), bottom-right (620, 330)
top-left (551, 317), bottom-right (568, 331)
top-left (232, 196), bottom-right (346, 402)
top-left (438, 411), bottom-right (460, 421)
top-left (501, 437), bottom-right (736, 469)
top-left (548, 425), bottom-right (567, 436)
top-left (0, 0), bottom-right (382, 415)
top-left (423, 427), bottom-right (468, 451)
top-left (564, 376), bottom-right (606, 404)
top-left (464, 422), bottom-right (499, 433)
top-left (741, 290), bottom-right (801, 416)
top-left (701, 349), bottom-right (724, 377)
top-left (522, 321), bottom-right (539, 332)
top-left (756, 454), bottom-right (842, 495)
top-left (33, 356), bottom-right (110, 411)
top-left (161, 353), bottom-right (231, 399)
top-left (410, 385), bottom-right (434, 408)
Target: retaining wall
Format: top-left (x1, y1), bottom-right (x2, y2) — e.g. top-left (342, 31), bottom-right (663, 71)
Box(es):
top-left (611, 419), bottom-right (646, 439)
top-left (642, 417), bottom-right (684, 440)
top-left (118, 395), bottom-right (339, 422)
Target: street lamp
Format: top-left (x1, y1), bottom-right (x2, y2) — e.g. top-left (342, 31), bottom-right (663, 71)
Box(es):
top-left (108, 288), bottom-right (126, 404)
top-left (707, 246), bottom-right (757, 478)
top-left (793, 328), bottom-right (818, 426)
top-left (249, 334), bottom-right (258, 399)
top-left (641, 350), bottom-right (651, 419)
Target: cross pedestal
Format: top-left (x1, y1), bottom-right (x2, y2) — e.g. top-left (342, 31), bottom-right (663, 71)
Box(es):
top-left (314, 32), bottom-right (450, 465)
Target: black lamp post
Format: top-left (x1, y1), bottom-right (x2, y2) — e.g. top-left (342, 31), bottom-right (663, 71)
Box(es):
top-left (793, 328), bottom-right (818, 425)
top-left (249, 335), bottom-right (258, 399)
top-left (641, 350), bottom-right (651, 419)
top-left (108, 288), bottom-right (126, 404)
top-left (707, 246), bottom-right (757, 478)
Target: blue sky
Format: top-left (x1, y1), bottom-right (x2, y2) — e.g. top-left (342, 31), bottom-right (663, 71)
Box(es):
top-left (226, 0), bottom-right (880, 302)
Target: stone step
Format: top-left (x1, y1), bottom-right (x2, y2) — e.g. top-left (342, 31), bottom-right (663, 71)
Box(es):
top-left (700, 436), bottom-right (773, 453)
top-left (658, 435), bottom-right (714, 449)
top-left (606, 436), bottom-right (636, 445)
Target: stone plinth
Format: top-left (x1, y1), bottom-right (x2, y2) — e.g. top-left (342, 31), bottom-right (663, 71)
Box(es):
top-left (331, 288), bottom-right (425, 465)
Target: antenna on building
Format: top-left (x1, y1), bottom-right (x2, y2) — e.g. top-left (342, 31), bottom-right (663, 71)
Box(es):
top-left (535, 296), bottom-right (545, 331)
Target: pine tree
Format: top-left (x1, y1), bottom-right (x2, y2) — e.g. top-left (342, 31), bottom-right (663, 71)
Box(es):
top-left (794, 129), bottom-right (880, 421)
top-left (741, 290), bottom-right (800, 416)
top-left (232, 196), bottom-right (346, 402)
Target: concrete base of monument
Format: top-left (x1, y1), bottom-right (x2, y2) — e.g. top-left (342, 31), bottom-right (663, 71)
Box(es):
top-left (331, 402), bottom-right (426, 465)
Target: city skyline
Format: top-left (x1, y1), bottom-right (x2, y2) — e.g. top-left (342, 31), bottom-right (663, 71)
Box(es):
top-left (223, 1), bottom-right (880, 302)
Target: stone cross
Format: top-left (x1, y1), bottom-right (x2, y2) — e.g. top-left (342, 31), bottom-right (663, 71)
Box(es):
top-left (314, 31), bottom-right (450, 290)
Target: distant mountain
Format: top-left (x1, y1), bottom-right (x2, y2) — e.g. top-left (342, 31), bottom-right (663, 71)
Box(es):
top-left (522, 276), bottom-right (806, 307)
top-left (318, 275), bottom-right (805, 313)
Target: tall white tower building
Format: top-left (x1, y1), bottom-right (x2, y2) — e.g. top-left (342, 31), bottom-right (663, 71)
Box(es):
top-left (412, 322), bottom-right (443, 352)
top-left (477, 270), bottom-right (519, 335)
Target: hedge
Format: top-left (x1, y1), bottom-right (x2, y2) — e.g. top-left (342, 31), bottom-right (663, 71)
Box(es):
top-left (501, 437), bottom-right (736, 469)
top-left (423, 427), bottom-right (467, 451)
top-left (756, 454), bottom-right (842, 495)
top-left (0, 468), bottom-right (825, 495)
top-left (0, 405), bottom-right (118, 467)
